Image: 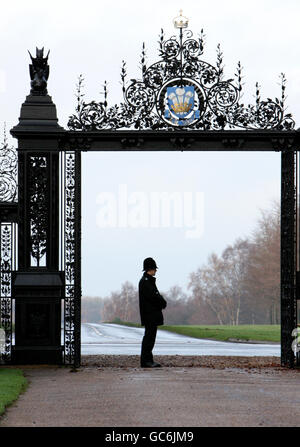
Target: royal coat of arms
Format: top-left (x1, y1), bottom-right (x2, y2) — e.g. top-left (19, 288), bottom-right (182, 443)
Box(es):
top-left (164, 85), bottom-right (200, 126)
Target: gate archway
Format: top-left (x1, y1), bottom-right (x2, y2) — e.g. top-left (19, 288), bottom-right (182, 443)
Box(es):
top-left (1, 13), bottom-right (299, 368)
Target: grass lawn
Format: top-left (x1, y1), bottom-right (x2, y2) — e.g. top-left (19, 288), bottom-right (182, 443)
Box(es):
top-left (159, 325), bottom-right (280, 342)
top-left (107, 319), bottom-right (280, 342)
top-left (0, 368), bottom-right (27, 415)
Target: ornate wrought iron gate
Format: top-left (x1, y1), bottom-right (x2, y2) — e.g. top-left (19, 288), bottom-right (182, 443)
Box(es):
top-left (61, 150), bottom-right (81, 366)
top-left (281, 150), bottom-right (298, 367)
top-left (1, 14), bottom-right (300, 367)
top-left (0, 148), bottom-right (81, 366)
top-left (0, 221), bottom-right (17, 362)
top-left (0, 138), bottom-right (18, 364)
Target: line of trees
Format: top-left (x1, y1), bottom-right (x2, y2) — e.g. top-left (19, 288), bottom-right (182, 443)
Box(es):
top-left (82, 200), bottom-right (281, 325)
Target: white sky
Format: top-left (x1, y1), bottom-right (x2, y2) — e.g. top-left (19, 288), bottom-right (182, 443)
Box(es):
top-left (0, 0), bottom-right (299, 298)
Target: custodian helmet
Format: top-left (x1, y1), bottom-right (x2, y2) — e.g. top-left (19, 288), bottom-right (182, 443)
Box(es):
top-left (143, 257), bottom-right (158, 271)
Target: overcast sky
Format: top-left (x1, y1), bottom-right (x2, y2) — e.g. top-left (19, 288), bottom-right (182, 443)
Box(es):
top-left (1, 0), bottom-right (299, 298)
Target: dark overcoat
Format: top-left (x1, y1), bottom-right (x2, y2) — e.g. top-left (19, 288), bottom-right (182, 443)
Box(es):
top-left (138, 271), bottom-right (167, 326)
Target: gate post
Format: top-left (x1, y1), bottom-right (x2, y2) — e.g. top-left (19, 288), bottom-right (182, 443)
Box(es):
top-left (281, 149), bottom-right (297, 367)
top-left (74, 147), bottom-right (81, 368)
top-left (10, 48), bottom-right (66, 364)
top-left (63, 147), bottom-right (81, 367)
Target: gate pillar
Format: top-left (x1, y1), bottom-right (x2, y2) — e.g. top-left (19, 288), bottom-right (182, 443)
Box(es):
top-left (10, 48), bottom-right (65, 364)
top-left (281, 149), bottom-right (298, 367)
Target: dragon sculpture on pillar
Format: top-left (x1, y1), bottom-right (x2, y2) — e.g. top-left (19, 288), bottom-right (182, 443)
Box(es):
top-left (28, 47), bottom-right (50, 95)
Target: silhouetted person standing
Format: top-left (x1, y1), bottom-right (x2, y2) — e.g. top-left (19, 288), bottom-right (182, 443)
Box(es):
top-left (139, 257), bottom-right (167, 368)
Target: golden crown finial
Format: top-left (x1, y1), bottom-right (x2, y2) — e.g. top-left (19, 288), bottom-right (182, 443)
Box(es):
top-left (173, 10), bottom-right (189, 29)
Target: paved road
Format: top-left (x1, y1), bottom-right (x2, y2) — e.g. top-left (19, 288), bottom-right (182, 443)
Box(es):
top-left (81, 323), bottom-right (280, 356)
top-left (2, 366), bottom-right (299, 427)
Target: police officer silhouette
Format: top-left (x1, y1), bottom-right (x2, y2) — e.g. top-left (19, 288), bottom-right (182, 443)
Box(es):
top-left (139, 257), bottom-right (167, 367)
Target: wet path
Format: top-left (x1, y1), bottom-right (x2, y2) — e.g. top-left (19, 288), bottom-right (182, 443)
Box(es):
top-left (81, 323), bottom-right (280, 357)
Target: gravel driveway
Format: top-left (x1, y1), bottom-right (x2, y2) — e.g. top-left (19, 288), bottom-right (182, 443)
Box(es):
top-left (0, 355), bottom-right (299, 427)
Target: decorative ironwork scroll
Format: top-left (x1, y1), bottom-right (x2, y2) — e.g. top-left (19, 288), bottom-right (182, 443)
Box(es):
top-left (64, 152), bottom-right (75, 364)
top-left (0, 139), bottom-right (18, 203)
top-left (63, 151), bottom-right (81, 366)
top-left (0, 223), bottom-right (14, 362)
top-left (29, 156), bottom-right (47, 267)
top-left (0, 133), bottom-right (17, 363)
top-left (68, 27), bottom-right (295, 131)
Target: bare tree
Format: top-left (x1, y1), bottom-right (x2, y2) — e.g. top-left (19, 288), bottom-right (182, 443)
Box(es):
top-left (245, 200), bottom-right (280, 324)
top-left (188, 254), bottom-right (227, 324)
top-left (221, 238), bottom-right (251, 325)
top-left (188, 239), bottom-right (251, 325)
top-left (101, 282), bottom-right (140, 323)
top-left (163, 285), bottom-right (191, 324)
top-left (81, 296), bottom-right (104, 323)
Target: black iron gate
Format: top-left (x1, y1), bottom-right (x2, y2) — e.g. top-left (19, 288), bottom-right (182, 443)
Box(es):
top-left (0, 221), bottom-right (17, 362)
top-left (281, 150), bottom-right (298, 367)
top-left (0, 137), bottom-right (18, 364)
top-left (0, 146), bottom-right (81, 366)
top-left (61, 150), bottom-right (81, 366)
top-left (1, 15), bottom-right (300, 367)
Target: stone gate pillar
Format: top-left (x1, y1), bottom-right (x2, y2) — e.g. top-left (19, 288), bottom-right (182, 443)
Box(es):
top-left (10, 48), bottom-right (66, 364)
